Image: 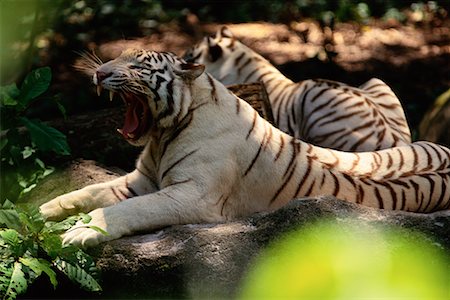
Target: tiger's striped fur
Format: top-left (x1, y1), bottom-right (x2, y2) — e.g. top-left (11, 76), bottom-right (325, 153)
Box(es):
top-left (40, 49), bottom-right (450, 248)
top-left (184, 27), bottom-right (412, 152)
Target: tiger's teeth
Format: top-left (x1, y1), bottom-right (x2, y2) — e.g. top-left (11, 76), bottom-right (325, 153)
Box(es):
top-left (96, 85), bottom-right (102, 96)
top-left (117, 128), bottom-right (123, 135)
top-left (109, 90), bottom-right (114, 101)
top-left (127, 133), bottom-right (135, 139)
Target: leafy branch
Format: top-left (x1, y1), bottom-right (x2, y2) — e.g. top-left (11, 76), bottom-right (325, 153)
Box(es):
top-left (0, 201), bottom-right (102, 299)
top-left (1, 67), bottom-right (70, 203)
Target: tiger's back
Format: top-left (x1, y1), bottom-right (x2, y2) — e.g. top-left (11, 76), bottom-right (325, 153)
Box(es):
top-left (185, 27), bottom-right (411, 152)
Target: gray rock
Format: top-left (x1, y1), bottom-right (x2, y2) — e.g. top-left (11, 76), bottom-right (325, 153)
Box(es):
top-left (92, 197), bottom-right (450, 299)
top-left (31, 161), bottom-right (450, 299)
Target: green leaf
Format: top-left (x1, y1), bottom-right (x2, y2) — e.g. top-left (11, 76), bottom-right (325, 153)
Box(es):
top-left (1, 95), bottom-right (18, 107)
top-left (39, 233), bottom-right (63, 259)
top-left (18, 67), bottom-right (52, 108)
top-left (4, 262), bottom-right (27, 300)
top-left (0, 229), bottom-right (20, 247)
top-left (54, 258), bottom-right (102, 292)
top-left (53, 95), bottom-right (67, 119)
top-left (0, 209), bottom-right (21, 231)
top-left (0, 138), bottom-right (8, 152)
top-left (19, 257), bottom-right (57, 288)
top-left (15, 205), bottom-right (45, 234)
top-left (0, 263), bottom-right (14, 297)
top-left (44, 215), bottom-right (80, 234)
top-left (0, 201), bottom-right (21, 230)
top-left (80, 213), bottom-right (92, 224)
top-left (0, 84), bottom-right (20, 107)
top-left (19, 117), bottom-right (70, 155)
top-left (86, 225), bottom-right (109, 236)
top-left (21, 146), bottom-right (35, 159)
top-left (1, 200), bottom-right (15, 210)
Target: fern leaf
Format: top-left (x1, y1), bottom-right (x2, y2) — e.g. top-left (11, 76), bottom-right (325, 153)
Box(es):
top-left (54, 258), bottom-right (102, 292)
top-left (19, 257), bottom-right (57, 288)
top-left (0, 229), bottom-right (20, 247)
top-left (4, 262), bottom-right (27, 300)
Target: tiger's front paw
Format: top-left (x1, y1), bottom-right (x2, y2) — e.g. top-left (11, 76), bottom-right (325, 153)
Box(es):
top-left (40, 190), bottom-right (92, 221)
top-left (62, 208), bottom-right (122, 248)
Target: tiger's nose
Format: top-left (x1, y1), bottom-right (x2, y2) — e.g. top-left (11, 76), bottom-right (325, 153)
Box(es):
top-left (96, 71), bottom-right (112, 83)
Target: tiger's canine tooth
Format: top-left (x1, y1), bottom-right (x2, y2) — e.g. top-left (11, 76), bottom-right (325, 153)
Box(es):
top-left (109, 90), bottom-right (114, 101)
top-left (117, 128), bottom-right (123, 134)
top-left (96, 85), bottom-right (102, 96)
top-left (127, 133), bottom-right (135, 139)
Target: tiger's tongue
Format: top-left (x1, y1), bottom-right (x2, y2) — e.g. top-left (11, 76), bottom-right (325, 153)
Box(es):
top-left (123, 101), bottom-right (139, 135)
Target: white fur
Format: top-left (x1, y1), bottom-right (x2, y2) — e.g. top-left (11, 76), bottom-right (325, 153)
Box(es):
top-left (40, 51), bottom-right (450, 248)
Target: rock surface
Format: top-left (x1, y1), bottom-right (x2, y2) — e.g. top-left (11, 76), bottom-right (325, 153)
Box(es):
top-left (28, 160), bottom-right (450, 299)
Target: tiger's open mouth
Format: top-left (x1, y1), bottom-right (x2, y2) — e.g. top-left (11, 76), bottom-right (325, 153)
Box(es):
top-left (97, 86), bottom-right (151, 141)
top-left (117, 92), bottom-right (150, 141)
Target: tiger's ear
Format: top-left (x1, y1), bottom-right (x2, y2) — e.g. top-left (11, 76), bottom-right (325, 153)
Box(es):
top-left (219, 26), bottom-right (234, 39)
top-left (174, 63), bottom-right (205, 80)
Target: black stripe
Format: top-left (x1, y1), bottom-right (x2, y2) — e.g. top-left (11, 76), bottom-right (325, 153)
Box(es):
top-left (284, 139), bottom-right (300, 177)
top-left (293, 157), bottom-right (313, 198)
top-left (157, 78), bottom-right (175, 120)
top-left (317, 110), bottom-right (365, 128)
top-left (237, 57), bottom-right (252, 75)
top-left (356, 183), bottom-right (365, 204)
top-left (374, 187), bottom-right (384, 209)
top-left (166, 178), bottom-right (192, 187)
top-left (221, 196), bottom-right (230, 216)
top-left (330, 171), bottom-right (340, 197)
top-left (234, 52), bottom-right (245, 66)
top-left (349, 131), bottom-right (375, 152)
top-left (270, 161), bottom-right (298, 205)
top-left (431, 173), bottom-right (447, 211)
top-left (421, 174), bottom-right (435, 212)
top-left (274, 135), bottom-right (285, 161)
top-left (310, 87), bottom-right (329, 103)
top-left (160, 112), bottom-right (194, 158)
top-left (207, 74), bottom-right (218, 103)
top-left (246, 110), bottom-right (258, 140)
top-left (160, 149), bottom-right (199, 180)
top-left (243, 68), bottom-right (259, 82)
top-left (244, 139), bottom-right (265, 177)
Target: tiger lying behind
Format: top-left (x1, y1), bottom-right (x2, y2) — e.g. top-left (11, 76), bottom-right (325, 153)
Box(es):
top-left (40, 49), bottom-right (450, 248)
top-left (184, 27), bottom-right (412, 152)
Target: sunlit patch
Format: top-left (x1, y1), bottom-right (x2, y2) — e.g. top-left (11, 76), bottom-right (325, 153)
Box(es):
top-left (240, 220), bottom-right (448, 299)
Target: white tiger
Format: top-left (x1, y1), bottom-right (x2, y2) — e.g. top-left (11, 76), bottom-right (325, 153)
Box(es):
top-left (40, 49), bottom-right (450, 248)
top-left (184, 27), bottom-right (412, 152)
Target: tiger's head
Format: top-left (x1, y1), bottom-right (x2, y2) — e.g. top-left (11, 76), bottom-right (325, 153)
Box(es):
top-left (184, 27), bottom-right (250, 85)
top-left (80, 49), bottom-right (205, 146)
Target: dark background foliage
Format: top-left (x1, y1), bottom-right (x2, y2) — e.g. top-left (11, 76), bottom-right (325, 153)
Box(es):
top-left (1, 0), bottom-right (449, 200)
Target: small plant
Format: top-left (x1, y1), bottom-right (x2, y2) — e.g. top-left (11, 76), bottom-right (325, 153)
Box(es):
top-left (0, 67), bottom-right (70, 203)
top-left (0, 200), bottom-right (104, 299)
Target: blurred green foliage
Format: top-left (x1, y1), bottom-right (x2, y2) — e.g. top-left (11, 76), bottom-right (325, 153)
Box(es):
top-left (1, 0), bottom-right (446, 90)
top-left (0, 0), bottom-right (65, 85)
top-left (241, 221), bottom-right (449, 299)
top-left (0, 67), bottom-right (70, 204)
top-left (163, 0), bottom-right (448, 24)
